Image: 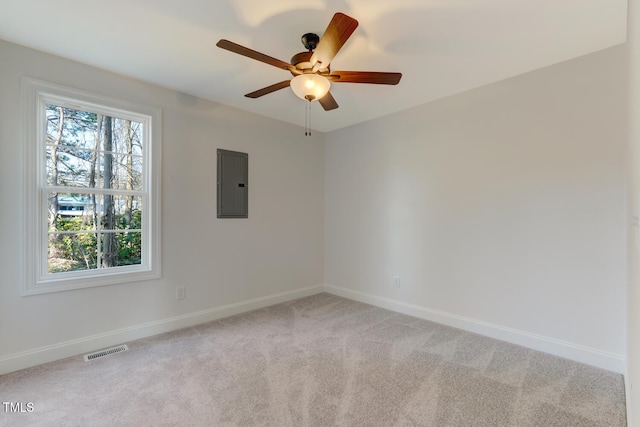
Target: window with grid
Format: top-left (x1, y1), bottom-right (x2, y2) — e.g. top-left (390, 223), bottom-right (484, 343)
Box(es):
top-left (23, 78), bottom-right (161, 295)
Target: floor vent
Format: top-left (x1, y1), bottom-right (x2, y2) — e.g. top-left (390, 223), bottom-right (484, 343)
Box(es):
top-left (84, 345), bottom-right (129, 361)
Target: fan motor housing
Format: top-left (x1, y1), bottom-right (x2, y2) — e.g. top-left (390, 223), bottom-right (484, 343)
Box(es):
top-left (291, 51), bottom-right (313, 69)
top-left (290, 51), bottom-right (330, 74)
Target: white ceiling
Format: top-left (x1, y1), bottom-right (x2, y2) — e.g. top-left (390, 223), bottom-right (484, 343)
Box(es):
top-left (0, 0), bottom-right (628, 132)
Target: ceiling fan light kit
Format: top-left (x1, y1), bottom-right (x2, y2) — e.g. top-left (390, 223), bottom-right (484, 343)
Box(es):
top-left (216, 12), bottom-right (402, 133)
top-left (290, 74), bottom-right (331, 101)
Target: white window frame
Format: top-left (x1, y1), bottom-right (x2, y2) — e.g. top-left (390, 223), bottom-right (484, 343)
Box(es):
top-left (22, 77), bottom-right (162, 295)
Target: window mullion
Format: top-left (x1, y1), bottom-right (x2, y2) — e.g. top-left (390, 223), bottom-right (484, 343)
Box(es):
top-left (45, 185), bottom-right (145, 197)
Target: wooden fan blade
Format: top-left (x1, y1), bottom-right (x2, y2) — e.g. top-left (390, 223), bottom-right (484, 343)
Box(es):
top-left (310, 13), bottom-right (358, 69)
top-left (318, 91), bottom-right (339, 111)
top-left (328, 71), bottom-right (402, 85)
top-left (245, 80), bottom-right (291, 98)
top-left (217, 39), bottom-right (294, 71)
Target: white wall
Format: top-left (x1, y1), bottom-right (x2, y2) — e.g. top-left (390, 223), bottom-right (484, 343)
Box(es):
top-left (627, 0), bottom-right (640, 424)
top-left (325, 45), bottom-right (627, 371)
top-left (0, 40), bottom-right (325, 371)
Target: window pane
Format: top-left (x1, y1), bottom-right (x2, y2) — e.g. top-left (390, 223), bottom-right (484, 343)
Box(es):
top-left (100, 232), bottom-right (142, 267)
top-left (98, 152), bottom-right (143, 191)
top-left (48, 232), bottom-right (98, 273)
top-left (45, 104), bottom-right (99, 151)
top-left (46, 147), bottom-right (96, 187)
top-left (98, 195), bottom-right (143, 230)
top-left (112, 117), bottom-right (144, 154)
top-left (49, 193), bottom-right (97, 227)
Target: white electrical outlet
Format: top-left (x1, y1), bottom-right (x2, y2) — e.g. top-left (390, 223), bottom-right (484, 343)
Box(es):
top-left (176, 286), bottom-right (185, 300)
top-left (392, 276), bottom-right (400, 288)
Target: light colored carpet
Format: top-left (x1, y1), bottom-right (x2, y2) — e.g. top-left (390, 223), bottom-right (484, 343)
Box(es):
top-left (0, 293), bottom-right (627, 426)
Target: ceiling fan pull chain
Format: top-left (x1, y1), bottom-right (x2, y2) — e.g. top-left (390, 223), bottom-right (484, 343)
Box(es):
top-left (305, 100), bottom-right (311, 136)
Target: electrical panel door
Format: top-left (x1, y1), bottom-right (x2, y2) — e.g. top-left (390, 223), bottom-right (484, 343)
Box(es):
top-left (217, 149), bottom-right (248, 218)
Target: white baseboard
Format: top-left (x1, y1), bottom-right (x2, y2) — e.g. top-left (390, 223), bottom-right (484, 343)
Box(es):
top-left (324, 284), bottom-right (625, 374)
top-left (0, 284), bottom-right (324, 375)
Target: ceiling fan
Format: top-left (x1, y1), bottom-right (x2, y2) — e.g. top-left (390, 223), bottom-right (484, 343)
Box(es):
top-left (216, 12), bottom-right (402, 111)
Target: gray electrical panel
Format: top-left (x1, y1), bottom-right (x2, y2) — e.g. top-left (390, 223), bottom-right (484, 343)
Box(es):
top-left (217, 149), bottom-right (248, 218)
